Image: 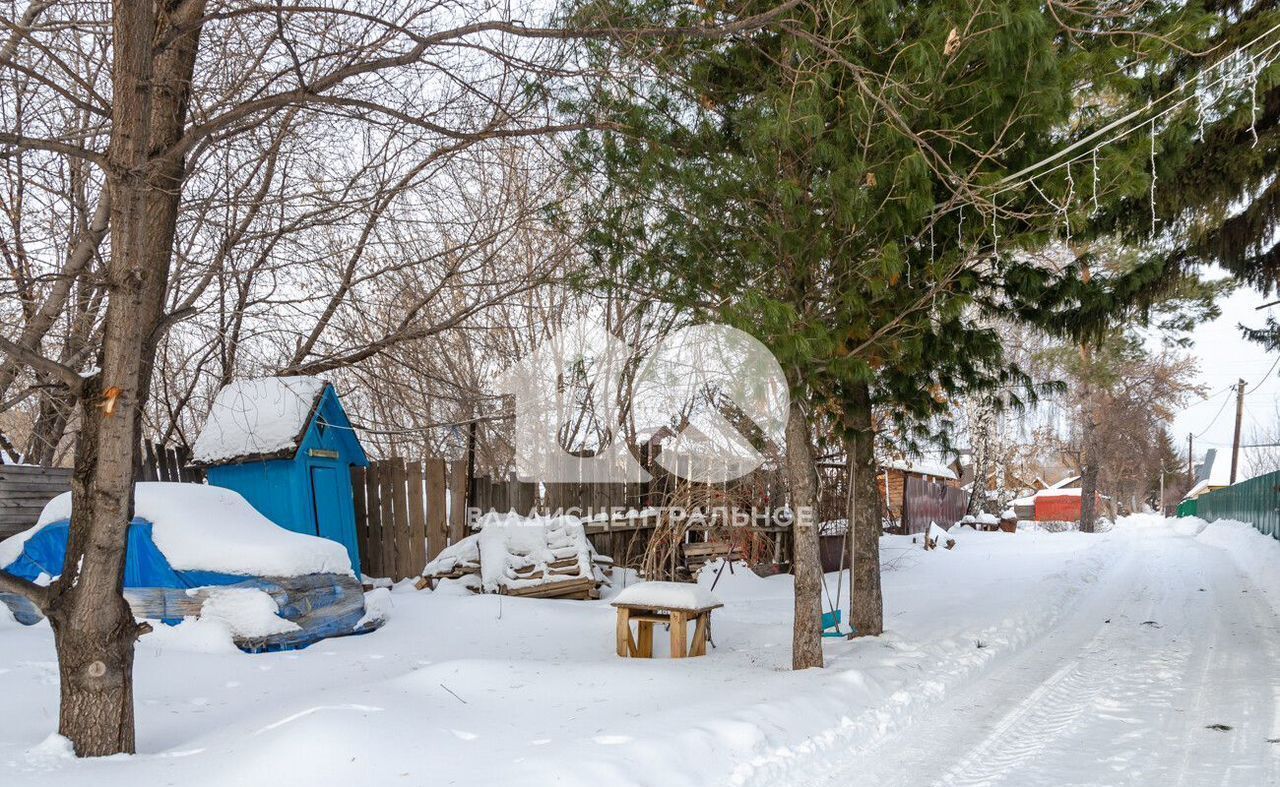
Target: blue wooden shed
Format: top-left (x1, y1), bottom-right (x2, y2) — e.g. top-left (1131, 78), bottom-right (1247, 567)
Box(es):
top-left (191, 377), bottom-right (368, 572)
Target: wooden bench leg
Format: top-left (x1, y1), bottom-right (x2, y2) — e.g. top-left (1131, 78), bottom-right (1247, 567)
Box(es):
top-left (669, 610), bottom-right (688, 658)
top-left (691, 612), bottom-right (710, 656)
top-left (616, 608), bottom-right (634, 657)
top-left (637, 620), bottom-right (654, 657)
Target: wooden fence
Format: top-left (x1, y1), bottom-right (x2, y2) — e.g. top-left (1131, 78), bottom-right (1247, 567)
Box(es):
top-left (0, 465), bottom-right (73, 540)
top-left (136, 439), bottom-right (205, 483)
top-left (350, 458), bottom-right (469, 581)
top-left (901, 475), bottom-right (968, 534)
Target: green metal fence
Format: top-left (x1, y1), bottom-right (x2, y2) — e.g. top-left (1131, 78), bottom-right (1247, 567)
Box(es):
top-left (1185, 469), bottom-right (1280, 541)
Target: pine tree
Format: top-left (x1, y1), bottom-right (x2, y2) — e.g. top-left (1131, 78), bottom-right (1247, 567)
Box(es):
top-left (1062, 3), bottom-right (1280, 343)
top-left (565, 1), bottom-right (1112, 657)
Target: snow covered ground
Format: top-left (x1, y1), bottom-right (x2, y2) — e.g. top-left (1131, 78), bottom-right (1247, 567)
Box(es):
top-left (1, 515), bottom-right (1277, 786)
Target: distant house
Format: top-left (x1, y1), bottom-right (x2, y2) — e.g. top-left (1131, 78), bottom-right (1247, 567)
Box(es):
top-left (1183, 447), bottom-right (1271, 502)
top-left (192, 377), bottom-right (368, 572)
top-left (878, 456), bottom-right (962, 527)
top-left (1010, 475), bottom-right (1086, 521)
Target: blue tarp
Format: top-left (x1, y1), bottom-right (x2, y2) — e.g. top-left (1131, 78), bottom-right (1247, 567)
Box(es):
top-left (3, 519), bottom-right (246, 591)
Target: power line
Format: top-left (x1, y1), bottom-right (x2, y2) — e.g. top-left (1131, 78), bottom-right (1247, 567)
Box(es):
top-left (1193, 386), bottom-right (1235, 440)
top-left (1245, 352), bottom-right (1280, 395)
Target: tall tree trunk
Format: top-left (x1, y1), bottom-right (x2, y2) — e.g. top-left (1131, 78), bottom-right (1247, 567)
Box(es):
top-left (1077, 340), bottom-right (1099, 534)
top-left (966, 399), bottom-right (993, 516)
top-left (1078, 400), bottom-right (1100, 534)
top-left (785, 399), bottom-right (823, 670)
top-left (845, 381), bottom-right (882, 637)
top-left (39, 0), bottom-right (206, 756)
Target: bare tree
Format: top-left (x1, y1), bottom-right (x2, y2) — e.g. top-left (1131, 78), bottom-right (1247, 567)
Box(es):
top-left (0, 0), bottom-right (801, 755)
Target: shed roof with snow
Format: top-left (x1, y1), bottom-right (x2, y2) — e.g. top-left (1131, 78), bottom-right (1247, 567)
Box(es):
top-left (192, 376), bottom-right (365, 466)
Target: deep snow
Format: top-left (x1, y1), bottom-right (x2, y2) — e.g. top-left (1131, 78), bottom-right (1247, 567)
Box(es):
top-left (0, 515), bottom-right (1276, 786)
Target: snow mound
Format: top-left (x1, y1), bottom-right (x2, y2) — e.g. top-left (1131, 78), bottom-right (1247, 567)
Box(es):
top-left (612, 580), bottom-right (722, 610)
top-left (198, 588), bottom-right (300, 639)
top-left (24, 733), bottom-right (74, 766)
top-left (1188, 517), bottom-right (1280, 617)
top-left (357, 587), bottom-right (394, 629)
top-left (19, 482), bottom-right (353, 578)
top-left (143, 616), bottom-right (242, 654)
top-left (192, 376), bottom-right (327, 463)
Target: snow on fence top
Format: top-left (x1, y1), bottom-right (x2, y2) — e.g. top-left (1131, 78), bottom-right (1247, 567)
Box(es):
top-left (191, 376), bottom-right (328, 464)
top-left (3, 482), bottom-right (354, 578)
top-left (423, 512), bottom-right (604, 593)
top-left (611, 581), bottom-right (722, 611)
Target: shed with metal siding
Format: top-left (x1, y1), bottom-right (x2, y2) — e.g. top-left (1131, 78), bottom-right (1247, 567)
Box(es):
top-left (192, 378), bottom-right (368, 572)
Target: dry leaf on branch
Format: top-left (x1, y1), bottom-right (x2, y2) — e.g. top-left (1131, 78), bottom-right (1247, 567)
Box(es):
top-left (944, 28), bottom-right (962, 57)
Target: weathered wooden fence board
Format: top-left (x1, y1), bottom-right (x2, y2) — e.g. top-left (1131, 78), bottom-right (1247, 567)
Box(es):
top-left (425, 458), bottom-right (447, 562)
top-left (406, 460), bottom-right (427, 579)
top-left (0, 466), bottom-right (73, 540)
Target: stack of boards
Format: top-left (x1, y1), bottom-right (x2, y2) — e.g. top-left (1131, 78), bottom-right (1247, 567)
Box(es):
top-left (418, 515), bottom-right (613, 600)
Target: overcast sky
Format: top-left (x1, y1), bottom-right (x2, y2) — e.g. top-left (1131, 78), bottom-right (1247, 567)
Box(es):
top-left (1171, 284), bottom-right (1280, 462)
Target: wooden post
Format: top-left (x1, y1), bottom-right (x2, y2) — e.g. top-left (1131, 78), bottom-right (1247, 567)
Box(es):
top-left (426, 458), bottom-right (448, 560)
top-left (141, 441), bottom-right (158, 482)
top-left (364, 462), bottom-right (384, 578)
top-left (691, 612), bottom-right (710, 657)
top-left (386, 458), bottom-right (412, 580)
top-left (378, 460), bottom-right (397, 580)
top-left (466, 418), bottom-right (477, 509)
top-left (391, 458), bottom-right (412, 580)
top-left (351, 467), bottom-right (370, 576)
top-left (637, 620), bottom-right (654, 658)
top-left (406, 460), bottom-right (426, 578)
top-left (1230, 378), bottom-right (1246, 484)
top-left (448, 460), bottom-right (467, 544)
top-left (669, 610), bottom-right (688, 658)
top-left (156, 444), bottom-right (174, 482)
top-left (175, 445), bottom-right (192, 482)
top-left (615, 607), bottom-right (633, 657)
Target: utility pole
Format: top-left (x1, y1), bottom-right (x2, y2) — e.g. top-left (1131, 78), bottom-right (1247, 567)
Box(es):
top-left (1230, 378), bottom-right (1246, 484)
top-left (1187, 433), bottom-right (1194, 486)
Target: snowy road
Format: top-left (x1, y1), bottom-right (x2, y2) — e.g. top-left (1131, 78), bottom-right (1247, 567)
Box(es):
top-left (3, 516), bottom-right (1278, 787)
top-left (803, 523), bottom-right (1280, 787)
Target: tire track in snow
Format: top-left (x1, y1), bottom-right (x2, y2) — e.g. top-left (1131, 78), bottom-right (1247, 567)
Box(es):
top-left (803, 522), bottom-right (1280, 787)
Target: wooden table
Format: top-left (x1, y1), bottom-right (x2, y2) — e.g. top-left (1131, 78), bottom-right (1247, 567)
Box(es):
top-left (612, 600), bottom-right (723, 658)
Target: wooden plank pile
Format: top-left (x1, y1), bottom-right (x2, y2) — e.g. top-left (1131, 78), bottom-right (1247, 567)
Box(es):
top-left (418, 515), bottom-right (612, 600)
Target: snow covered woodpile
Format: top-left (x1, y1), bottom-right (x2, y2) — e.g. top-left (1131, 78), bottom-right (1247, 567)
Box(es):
top-left (0, 483), bottom-right (384, 652)
top-left (421, 512), bottom-right (611, 600)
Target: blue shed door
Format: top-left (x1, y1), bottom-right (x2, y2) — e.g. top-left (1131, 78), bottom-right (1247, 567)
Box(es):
top-left (309, 465), bottom-right (357, 570)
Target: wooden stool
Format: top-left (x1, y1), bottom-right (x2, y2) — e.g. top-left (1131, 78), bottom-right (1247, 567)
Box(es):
top-left (612, 600), bottom-right (722, 658)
